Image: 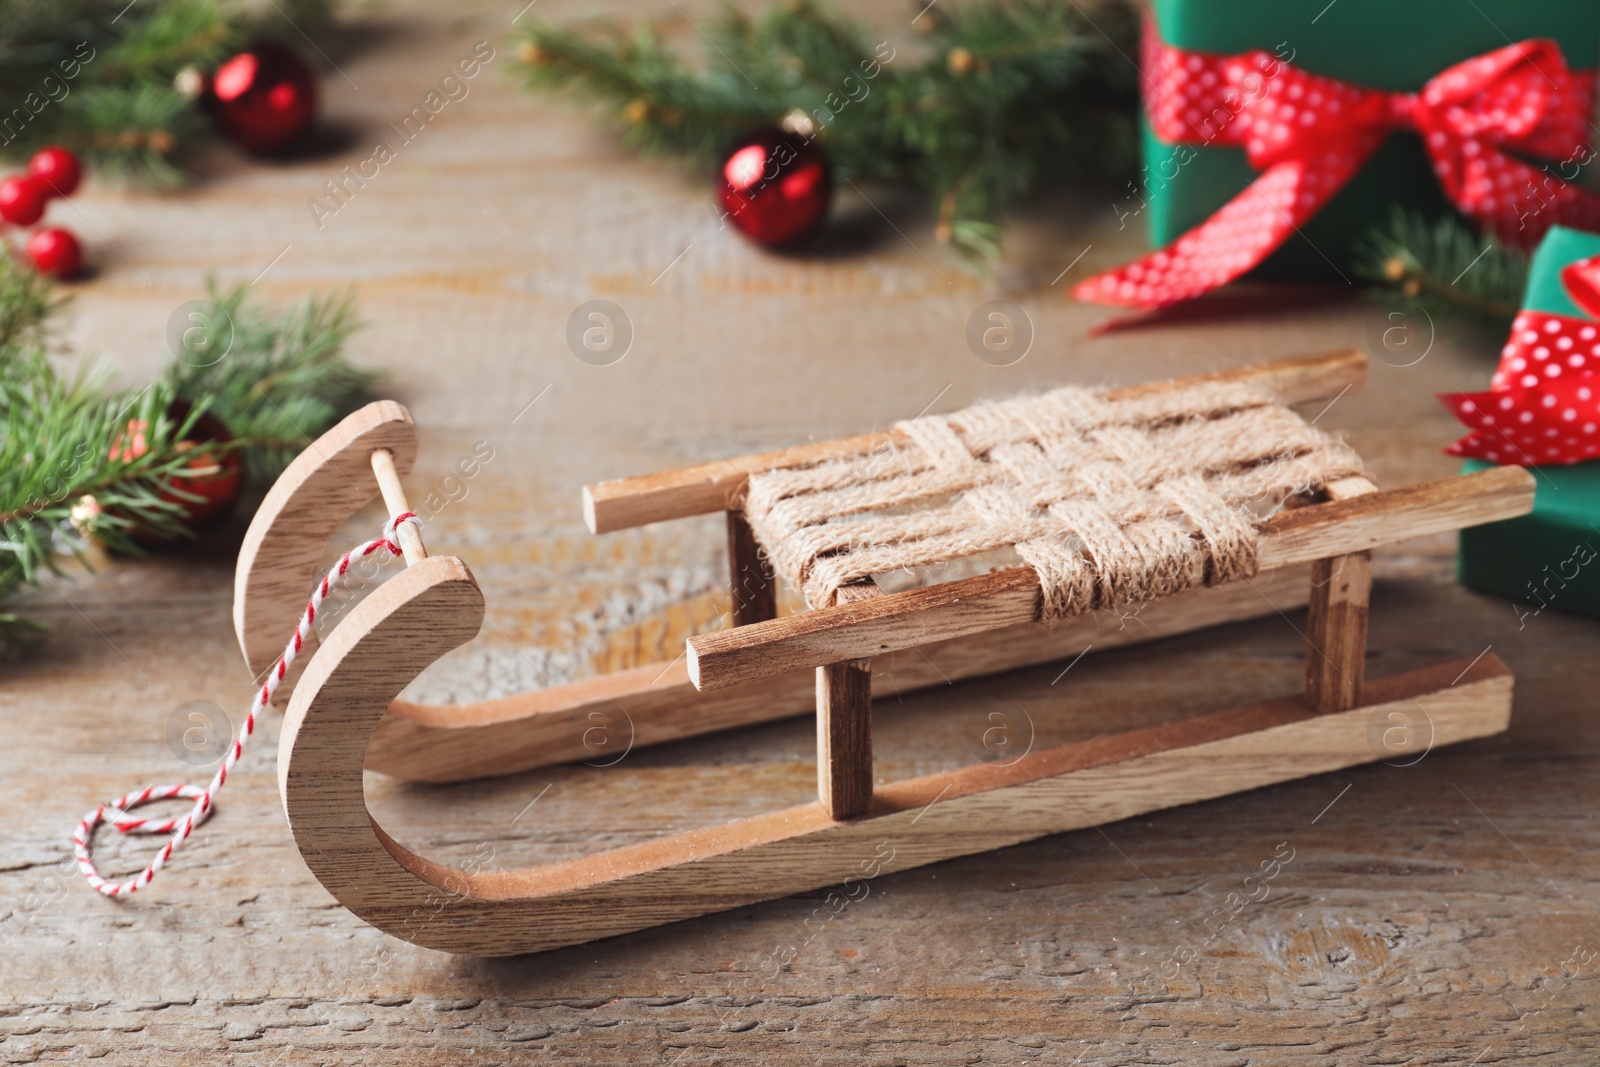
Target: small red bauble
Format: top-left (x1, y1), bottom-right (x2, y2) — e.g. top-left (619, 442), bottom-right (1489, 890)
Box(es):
top-left (0, 175), bottom-right (47, 225)
top-left (717, 129), bottom-right (832, 247)
top-left (208, 42), bottom-right (318, 155)
top-left (27, 147), bottom-right (82, 197)
top-left (27, 228), bottom-right (82, 279)
top-left (110, 402), bottom-right (244, 543)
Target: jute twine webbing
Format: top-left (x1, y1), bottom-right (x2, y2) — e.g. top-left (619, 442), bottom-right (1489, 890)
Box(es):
top-left (744, 380), bottom-right (1364, 618)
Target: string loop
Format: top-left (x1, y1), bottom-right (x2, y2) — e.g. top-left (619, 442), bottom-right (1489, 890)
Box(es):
top-left (72, 513), bottom-right (420, 897)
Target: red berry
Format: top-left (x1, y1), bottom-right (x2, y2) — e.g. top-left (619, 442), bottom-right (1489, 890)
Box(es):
top-left (108, 402), bottom-right (244, 544)
top-left (27, 147), bottom-right (82, 197)
top-left (27, 228), bottom-right (82, 279)
top-left (0, 176), bottom-right (47, 225)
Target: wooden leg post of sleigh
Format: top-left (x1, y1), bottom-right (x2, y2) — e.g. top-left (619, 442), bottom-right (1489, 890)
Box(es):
top-left (230, 349), bottom-right (1532, 956)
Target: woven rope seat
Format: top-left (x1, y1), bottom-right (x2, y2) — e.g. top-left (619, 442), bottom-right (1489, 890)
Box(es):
top-left (744, 379), bottom-right (1365, 619)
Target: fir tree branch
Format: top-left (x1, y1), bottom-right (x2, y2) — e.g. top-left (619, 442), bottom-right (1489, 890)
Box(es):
top-left (0, 250), bottom-right (375, 647)
top-left (0, 341), bottom-right (209, 638)
top-left (0, 0), bottom-right (338, 187)
top-left (514, 0), bottom-right (1139, 263)
top-left (1355, 209), bottom-right (1528, 338)
top-left (164, 280), bottom-right (374, 484)
top-left (98, 0), bottom-right (240, 81)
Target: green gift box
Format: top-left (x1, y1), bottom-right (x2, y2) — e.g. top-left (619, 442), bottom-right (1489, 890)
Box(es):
top-left (1142, 0), bottom-right (1600, 280)
top-left (1459, 225), bottom-right (1600, 623)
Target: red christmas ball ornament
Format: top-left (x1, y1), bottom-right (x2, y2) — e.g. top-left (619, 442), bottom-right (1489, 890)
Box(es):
top-left (0, 175), bottom-right (47, 225)
top-left (208, 42), bottom-right (318, 155)
top-left (109, 401), bottom-right (244, 543)
top-left (27, 228), bottom-right (82, 279)
top-left (27, 146), bottom-right (82, 197)
top-left (717, 129), bottom-right (832, 248)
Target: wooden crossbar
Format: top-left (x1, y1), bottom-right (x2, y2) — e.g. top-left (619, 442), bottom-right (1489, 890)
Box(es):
top-left (581, 348), bottom-right (1367, 535)
top-left (685, 466), bottom-right (1536, 691)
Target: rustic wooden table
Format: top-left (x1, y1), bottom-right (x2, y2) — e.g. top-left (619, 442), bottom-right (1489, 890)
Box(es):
top-left (4, 1), bottom-right (1597, 1063)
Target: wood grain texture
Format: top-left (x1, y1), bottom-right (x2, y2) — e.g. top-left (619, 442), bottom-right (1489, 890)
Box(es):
top-left (232, 400), bottom-right (416, 686)
top-left (364, 565), bottom-right (1312, 781)
top-left (583, 348), bottom-right (1366, 534)
top-left (815, 657), bottom-right (873, 819)
top-left (1304, 552), bottom-right (1373, 712)
top-left (371, 448), bottom-right (429, 565)
top-left (688, 467), bottom-right (1536, 690)
top-left (8, 2), bottom-right (1593, 1057)
top-left (1304, 477), bottom-right (1378, 712)
top-left (726, 509), bottom-right (776, 627)
top-left (283, 569), bottom-right (1513, 957)
top-left (816, 581), bottom-right (881, 819)
top-left (277, 471), bottom-right (1517, 956)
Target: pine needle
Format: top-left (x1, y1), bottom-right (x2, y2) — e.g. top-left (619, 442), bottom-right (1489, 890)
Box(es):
top-left (0, 250), bottom-right (374, 647)
top-left (0, 0), bottom-right (338, 187)
top-left (514, 0), bottom-right (1140, 264)
top-left (1355, 209), bottom-right (1528, 339)
top-left (164, 281), bottom-right (373, 484)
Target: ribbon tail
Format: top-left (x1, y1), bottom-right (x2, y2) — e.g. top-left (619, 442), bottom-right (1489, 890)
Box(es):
top-left (1439, 392), bottom-right (1504, 462)
top-left (1074, 141), bottom-right (1376, 309)
top-left (1441, 383), bottom-right (1600, 465)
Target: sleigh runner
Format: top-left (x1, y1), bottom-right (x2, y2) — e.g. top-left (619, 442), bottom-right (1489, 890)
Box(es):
top-left (233, 348), bottom-right (1531, 955)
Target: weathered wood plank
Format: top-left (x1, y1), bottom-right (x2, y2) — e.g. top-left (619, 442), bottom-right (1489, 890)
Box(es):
top-left (6, 0), bottom-right (1588, 1058)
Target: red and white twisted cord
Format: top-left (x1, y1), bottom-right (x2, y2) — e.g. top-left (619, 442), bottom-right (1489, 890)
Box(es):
top-left (71, 512), bottom-right (420, 898)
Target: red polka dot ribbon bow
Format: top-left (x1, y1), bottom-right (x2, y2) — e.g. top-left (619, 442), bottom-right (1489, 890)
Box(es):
top-left (1074, 30), bottom-right (1600, 310)
top-left (1442, 254), bottom-right (1600, 466)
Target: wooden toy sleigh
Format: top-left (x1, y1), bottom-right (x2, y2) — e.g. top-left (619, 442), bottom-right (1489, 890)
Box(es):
top-left (236, 349), bottom-right (1534, 956)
